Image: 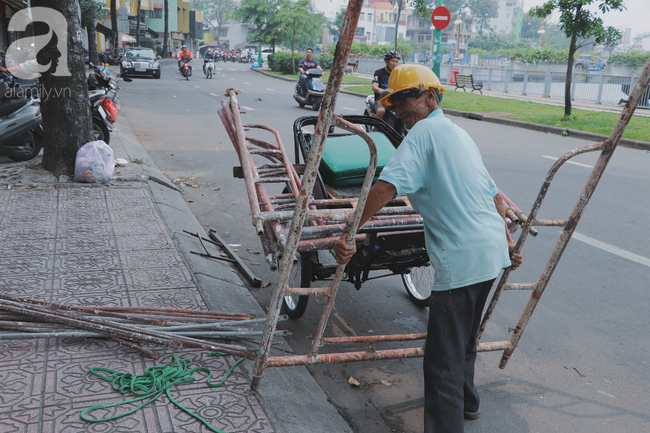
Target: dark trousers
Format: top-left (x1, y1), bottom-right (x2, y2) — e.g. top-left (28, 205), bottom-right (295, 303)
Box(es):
top-left (424, 279), bottom-right (495, 433)
top-left (299, 74), bottom-right (308, 95)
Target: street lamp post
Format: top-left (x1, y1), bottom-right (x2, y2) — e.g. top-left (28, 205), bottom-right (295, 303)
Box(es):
top-left (454, 15), bottom-right (462, 61)
top-left (527, 22), bottom-right (536, 48)
top-left (538, 25), bottom-right (545, 49)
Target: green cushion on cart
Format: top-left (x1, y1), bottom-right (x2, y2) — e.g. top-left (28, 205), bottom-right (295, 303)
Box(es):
top-left (320, 132), bottom-right (396, 187)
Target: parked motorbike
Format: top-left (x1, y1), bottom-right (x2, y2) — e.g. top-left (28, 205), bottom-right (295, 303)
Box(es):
top-left (203, 59), bottom-right (215, 79)
top-left (363, 94), bottom-right (406, 136)
top-left (89, 89), bottom-right (118, 145)
top-left (293, 68), bottom-right (326, 111)
top-left (0, 81), bottom-right (43, 161)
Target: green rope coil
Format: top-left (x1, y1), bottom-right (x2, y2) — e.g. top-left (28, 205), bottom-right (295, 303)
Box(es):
top-left (81, 353), bottom-right (244, 433)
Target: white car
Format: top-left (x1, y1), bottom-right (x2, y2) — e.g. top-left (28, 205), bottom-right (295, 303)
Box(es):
top-left (261, 47), bottom-right (274, 63)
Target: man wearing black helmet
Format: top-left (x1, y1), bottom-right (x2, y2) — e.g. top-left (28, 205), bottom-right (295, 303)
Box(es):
top-left (372, 51), bottom-right (400, 121)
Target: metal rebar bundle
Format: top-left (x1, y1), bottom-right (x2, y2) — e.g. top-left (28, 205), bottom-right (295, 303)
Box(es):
top-left (0, 295), bottom-right (287, 360)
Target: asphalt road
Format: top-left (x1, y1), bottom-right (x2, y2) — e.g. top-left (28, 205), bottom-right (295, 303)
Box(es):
top-left (118, 59), bottom-right (650, 433)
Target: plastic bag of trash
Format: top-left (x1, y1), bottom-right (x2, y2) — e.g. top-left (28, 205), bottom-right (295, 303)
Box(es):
top-left (74, 140), bottom-right (115, 183)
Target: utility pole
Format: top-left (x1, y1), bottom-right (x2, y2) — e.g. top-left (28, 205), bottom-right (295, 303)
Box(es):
top-left (136, 0), bottom-right (141, 46)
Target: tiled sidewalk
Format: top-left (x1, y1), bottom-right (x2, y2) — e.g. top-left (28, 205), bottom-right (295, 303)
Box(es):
top-left (0, 186), bottom-right (274, 433)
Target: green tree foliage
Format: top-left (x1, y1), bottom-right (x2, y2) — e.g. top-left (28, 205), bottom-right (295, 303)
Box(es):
top-left (330, 10), bottom-right (346, 36)
top-left (191, 0), bottom-right (235, 45)
top-left (234, 0), bottom-right (283, 49)
top-left (468, 0), bottom-right (499, 33)
top-left (268, 52), bottom-right (332, 74)
top-left (530, 0), bottom-right (625, 116)
top-left (468, 33), bottom-right (515, 51)
top-left (609, 51), bottom-right (650, 69)
top-left (276, 0), bottom-right (325, 74)
top-left (411, 0), bottom-right (464, 19)
top-left (80, 0), bottom-right (107, 26)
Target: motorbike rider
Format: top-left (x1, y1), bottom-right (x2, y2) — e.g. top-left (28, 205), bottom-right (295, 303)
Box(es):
top-left (203, 48), bottom-right (214, 73)
top-left (177, 45), bottom-right (193, 74)
top-left (372, 51), bottom-right (400, 121)
top-left (298, 48), bottom-right (325, 96)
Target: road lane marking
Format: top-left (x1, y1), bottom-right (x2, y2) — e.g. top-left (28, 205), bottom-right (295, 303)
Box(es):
top-left (572, 231), bottom-right (650, 268)
top-left (230, 68), bottom-right (237, 71)
top-left (240, 105), bottom-right (255, 111)
top-left (342, 107), bottom-right (357, 111)
top-left (209, 93), bottom-right (219, 97)
top-left (244, 82), bottom-right (250, 85)
top-left (266, 88), bottom-right (275, 91)
top-left (230, 77), bottom-right (235, 80)
top-left (193, 86), bottom-right (200, 89)
top-left (542, 155), bottom-right (593, 168)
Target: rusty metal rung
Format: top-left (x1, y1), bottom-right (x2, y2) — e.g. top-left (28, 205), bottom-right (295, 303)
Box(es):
top-left (251, 149), bottom-right (283, 155)
top-left (321, 333), bottom-right (426, 345)
top-left (531, 218), bottom-right (568, 227)
top-left (266, 346), bottom-right (425, 367)
top-left (284, 287), bottom-right (332, 297)
top-left (477, 341), bottom-right (512, 352)
top-left (255, 178), bottom-right (291, 183)
top-left (504, 283), bottom-right (537, 291)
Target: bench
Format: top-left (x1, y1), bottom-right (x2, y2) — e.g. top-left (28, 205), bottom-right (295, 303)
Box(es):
top-left (345, 60), bottom-right (359, 74)
top-left (454, 74), bottom-right (483, 94)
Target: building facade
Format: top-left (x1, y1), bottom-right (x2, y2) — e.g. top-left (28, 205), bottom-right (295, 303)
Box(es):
top-left (489, 0), bottom-right (523, 34)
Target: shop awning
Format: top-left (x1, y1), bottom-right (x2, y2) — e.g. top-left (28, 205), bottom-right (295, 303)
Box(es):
top-left (96, 23), bottom-right (113, 37)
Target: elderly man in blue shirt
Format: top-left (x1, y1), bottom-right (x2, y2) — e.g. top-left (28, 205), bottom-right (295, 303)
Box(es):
top-left (334, 64), bottom-right (522, 433)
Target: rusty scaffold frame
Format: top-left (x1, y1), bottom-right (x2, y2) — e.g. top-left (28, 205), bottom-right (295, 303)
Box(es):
top-left (219, 0), bottom-right (650, 390)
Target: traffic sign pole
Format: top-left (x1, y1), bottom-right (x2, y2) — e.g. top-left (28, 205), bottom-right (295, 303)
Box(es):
top-left (431, 2), bottom-right (447, 79)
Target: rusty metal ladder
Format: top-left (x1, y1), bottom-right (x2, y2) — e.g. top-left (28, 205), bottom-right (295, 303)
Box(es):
top-left (476, 57), bottom-right (650, 367)
top-left (246, 0), bottom-right (650, 388)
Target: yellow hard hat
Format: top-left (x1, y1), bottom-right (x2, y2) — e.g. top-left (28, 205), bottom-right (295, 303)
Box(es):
top-left (378, 64), bottom-right (446, 109)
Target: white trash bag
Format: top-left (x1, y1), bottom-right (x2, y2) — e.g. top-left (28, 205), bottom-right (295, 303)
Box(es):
top-left (74, 140), bottom-right (115, 183)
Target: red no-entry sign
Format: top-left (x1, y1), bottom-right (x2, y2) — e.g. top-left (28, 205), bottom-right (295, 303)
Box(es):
top-left (431, 6), bottom-right (451, 30)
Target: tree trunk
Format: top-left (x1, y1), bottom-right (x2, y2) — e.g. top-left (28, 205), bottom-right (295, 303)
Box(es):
top-left (163, 0), bottom-right (169, 57)
top-left (86, 24), bottom-right (99, 66)
top-left (110, 0), bottom-right (118, 51)
top-left (565, 33), bottom-right (578, 117)
top-left (33, 0), bottom-right (93, 176)
top-left (136, 0), bottom-right (141, 46)
top-left (394, 0), bottom-right (402, 51)
top-left (291, 38), bottom-right (295, 75)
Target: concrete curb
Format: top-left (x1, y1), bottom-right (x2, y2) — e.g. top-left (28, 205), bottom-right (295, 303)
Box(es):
top-left (112, 116), bottom-right (353, 433)
top-left (251, 68), bottom-right (650, 151)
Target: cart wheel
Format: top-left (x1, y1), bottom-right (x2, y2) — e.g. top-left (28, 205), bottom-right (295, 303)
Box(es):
top-left (401, 263), bottom-right (434, 307)
top-left (283, 252), bottom-right (312, 319)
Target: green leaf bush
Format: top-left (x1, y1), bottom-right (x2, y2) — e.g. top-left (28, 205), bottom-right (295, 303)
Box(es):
top-left (268, 52), bottom-right (333, 74)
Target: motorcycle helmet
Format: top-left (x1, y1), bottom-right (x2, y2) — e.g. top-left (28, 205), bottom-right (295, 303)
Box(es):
top-left (378, 64), bottom-right (445, 109)
top-left (384, 50), bottom-right (400, 61)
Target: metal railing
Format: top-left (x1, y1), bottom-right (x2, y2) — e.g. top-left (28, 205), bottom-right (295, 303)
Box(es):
top-left (352, 57), bottom-right (650, 109)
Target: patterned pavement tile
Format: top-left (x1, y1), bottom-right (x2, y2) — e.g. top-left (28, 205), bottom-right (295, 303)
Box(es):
top-left (125, 266), bottom-right (195, 291)
top-left (115, 233), bottom-right (175, 251)
top-left (0, 276), bottom-right (53, 301)
top-left (112, 220), bottom-right (168, 237)
top-left (55, 252), bottom-right (122, 274)
top-left (55, 236), bottom-right (117, 255)
top-left (56, 222), bottom-right (112, 240)
top-left (3, 212), bottom-right (56, 228)
top-left (7, 190), bottom-right (56, 201)
top-left (52, 271), bottom-right (127, 299)
top-left (57, 188), bottom-right (105, 200)
top-left (58, 210), bottom-right (110, 226)
top-left (58, 198), bottom-right (108, 211)
top-left (0, 224), bottom-right (57, 240)
top-left (0, 255), bottom-right (53, 275)
top-left (128, 287), bottom-right (204, 310)
top-left (107, 198), bottom-right (154, 210)
top-left (104, 188), bottom-right (150, 199)
top-left (110, 208), bottom-right (162, 223)
top-left (0, 239), bottom-right (55, 257)
top-left (119, 248), bottom-right (185, 269)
